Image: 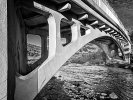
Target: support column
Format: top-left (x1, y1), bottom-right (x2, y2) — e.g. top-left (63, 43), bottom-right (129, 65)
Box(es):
top-left (0, 0), bottom-right (7, 100)
top-left (8, 0), bottom-right (16, 100)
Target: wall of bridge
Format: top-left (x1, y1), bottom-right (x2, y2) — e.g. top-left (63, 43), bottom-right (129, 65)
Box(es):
top-left (0, 0), bottom-right (7, 99)
top-left (91, 0), bottom-right (127, 35)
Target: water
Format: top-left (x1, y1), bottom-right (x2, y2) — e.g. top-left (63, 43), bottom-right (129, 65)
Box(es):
top-left (35, 64), bottom-right (133, 100)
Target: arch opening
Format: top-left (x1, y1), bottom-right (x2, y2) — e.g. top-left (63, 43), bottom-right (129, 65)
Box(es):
top-left (16, 5), bottom-right (50, 75)
top-left (92, 36), bottom-right (125, 61)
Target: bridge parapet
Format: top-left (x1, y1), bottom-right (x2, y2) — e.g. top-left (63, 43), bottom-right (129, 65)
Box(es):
top-left (91, 0), bottom-right (127, 36)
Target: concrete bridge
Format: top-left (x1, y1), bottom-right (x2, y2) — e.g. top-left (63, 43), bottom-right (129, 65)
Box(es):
top-left (0, 0), bottom-right (131, 100)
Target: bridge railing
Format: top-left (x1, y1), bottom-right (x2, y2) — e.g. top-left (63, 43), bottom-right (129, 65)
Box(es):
top-left (92, 0), bottom-right (127, 35)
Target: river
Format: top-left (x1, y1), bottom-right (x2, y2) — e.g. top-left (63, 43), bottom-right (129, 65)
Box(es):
top-left (35, 64), bottom-right (133, 100)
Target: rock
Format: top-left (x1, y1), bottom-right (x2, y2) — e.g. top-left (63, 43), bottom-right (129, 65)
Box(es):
top-left (96, 92), bottom-right (100, 95)
top-left (109, 92), bottom-right (118, 99)
top-left (124, 66), bottom-right (129, 69)
top-left (100, 95), bottom-right (105, 99)
top-left (42, 97), bottom-right (47, 100)
top-left (101, 93), bottom-right (107, 96)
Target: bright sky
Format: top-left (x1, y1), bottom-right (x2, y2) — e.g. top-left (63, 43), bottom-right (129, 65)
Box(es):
top-left (27, 34), bottom-right (41, 47)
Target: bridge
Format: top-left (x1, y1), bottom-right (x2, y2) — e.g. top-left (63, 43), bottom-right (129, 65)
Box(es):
top-left (0, 0), bottom-right (132, 100)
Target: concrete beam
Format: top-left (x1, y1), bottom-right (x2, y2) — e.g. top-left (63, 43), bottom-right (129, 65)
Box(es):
top-left (104, 28), bottom-right (111, 32)
top-left (78, 14), bottom-right (88, 20)
top-left (99, 25), bottom-right (106, 29)
top-left (109, 30), bottom-right (114, 34)
top-left (58, 3), bottom-right (71, 12)
top-left (90, 20), bottom-right (98, 26)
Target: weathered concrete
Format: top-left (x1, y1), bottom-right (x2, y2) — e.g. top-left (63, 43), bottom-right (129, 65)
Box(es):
top-left (0, 0), bottom-right (7, 99)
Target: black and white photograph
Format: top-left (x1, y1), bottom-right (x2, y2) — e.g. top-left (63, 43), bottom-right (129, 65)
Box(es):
top-left (1, 0), bottom-right (133, 100)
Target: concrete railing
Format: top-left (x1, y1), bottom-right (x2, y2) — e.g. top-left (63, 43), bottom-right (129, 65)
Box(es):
top-left (92, 0), bottom-right (127, 35)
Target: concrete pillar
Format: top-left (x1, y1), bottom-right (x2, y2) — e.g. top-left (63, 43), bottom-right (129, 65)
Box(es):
top-left (8, 0), bottom-right (16, 99)
top-left (0, 0), bottom-right (7, 100)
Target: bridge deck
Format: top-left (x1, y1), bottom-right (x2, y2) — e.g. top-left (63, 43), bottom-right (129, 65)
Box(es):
top-left (84, 0), bottom-right (126, 32)
top-left (76, 0), bottom-right (129, 41)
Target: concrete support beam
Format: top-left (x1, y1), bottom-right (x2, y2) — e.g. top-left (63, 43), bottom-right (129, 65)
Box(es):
top-left (90, 20), bottom-right (98, 25)
top-left (109, 30), bottom-right (114, 34)
top-left (78, 14), bottom-right (88, 20)
top-left (58, 3), bottom-right (71, 12)
top-left (99, 25), bottom-right (106, 29)
top-left (104, 28), bottom-right (111, 32)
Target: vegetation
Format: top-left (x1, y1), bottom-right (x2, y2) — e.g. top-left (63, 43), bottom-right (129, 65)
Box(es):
top-left (64, 43), bottom-right (107, 66)
top-left (34, 43), bottom-right (114, 100)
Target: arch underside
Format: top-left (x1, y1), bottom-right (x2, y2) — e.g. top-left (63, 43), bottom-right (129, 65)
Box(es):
top-left (92, 36), bottom-right (125, 60)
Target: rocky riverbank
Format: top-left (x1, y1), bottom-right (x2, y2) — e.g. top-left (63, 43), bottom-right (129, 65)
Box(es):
top-left (35, 64), bottom-right (126, 100)
top-left (34, 43), bottom-right (133, 100)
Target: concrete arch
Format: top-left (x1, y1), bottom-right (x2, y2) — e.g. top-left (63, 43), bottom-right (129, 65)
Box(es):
top-left (92, 36), bottom-right (126, 60)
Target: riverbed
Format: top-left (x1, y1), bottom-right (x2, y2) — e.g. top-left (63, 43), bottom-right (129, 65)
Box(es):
top-left (34, 43), bottom-right (133, 100)
top-left (35, 64), bottom-right (133, 100)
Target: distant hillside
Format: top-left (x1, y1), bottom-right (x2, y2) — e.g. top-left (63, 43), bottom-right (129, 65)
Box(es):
top-left (27, 43), bottom-right (41, 65)
top-left (64, 43), bottom-right (106, 66)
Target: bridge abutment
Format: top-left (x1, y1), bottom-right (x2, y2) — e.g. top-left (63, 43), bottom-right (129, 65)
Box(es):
top-left (0, 0), bottom-right (7, 100)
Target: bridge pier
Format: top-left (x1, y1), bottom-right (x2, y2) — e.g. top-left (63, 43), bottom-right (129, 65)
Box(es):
top-left (0, 0), bottom-right (7, 100)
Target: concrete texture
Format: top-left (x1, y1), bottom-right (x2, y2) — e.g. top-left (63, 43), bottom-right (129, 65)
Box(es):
top-left (0, 0), bottom-right (7, 99)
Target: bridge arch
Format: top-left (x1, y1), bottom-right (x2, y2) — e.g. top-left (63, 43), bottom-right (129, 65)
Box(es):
top-left (92, 36), bottom-right (126, 60)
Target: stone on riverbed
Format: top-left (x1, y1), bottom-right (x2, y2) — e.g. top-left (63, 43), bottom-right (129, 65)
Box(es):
top-left (109, 92), bottom-right (118, 99)
top-left (101, 93), bottom-right (107, 96)
top-left (100, 95), bottom-right (105, 99)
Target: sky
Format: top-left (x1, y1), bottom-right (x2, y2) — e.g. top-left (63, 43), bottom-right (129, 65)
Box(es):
top-left (27, 34), bottom-right (41, 47)
top-left (107, 0), bottom-right (133, 33)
